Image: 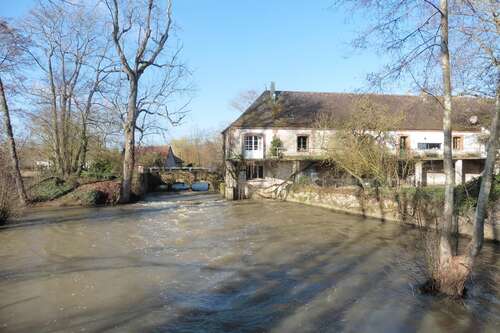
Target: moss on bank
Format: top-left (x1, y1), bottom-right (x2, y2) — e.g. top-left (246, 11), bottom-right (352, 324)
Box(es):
top-left (29, 177), bottom-right (121, 207)
top-left (29, 177), bottom-right (75, 202)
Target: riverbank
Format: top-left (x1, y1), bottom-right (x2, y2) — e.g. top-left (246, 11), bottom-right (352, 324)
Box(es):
top-left (247, 182), bottom-right (500, 241)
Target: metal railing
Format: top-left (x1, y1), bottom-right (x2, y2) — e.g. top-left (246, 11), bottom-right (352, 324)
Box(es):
top-left (138, 166), bottom-right (210, 173)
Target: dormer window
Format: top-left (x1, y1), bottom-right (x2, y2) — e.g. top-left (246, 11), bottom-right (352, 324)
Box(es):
top-left (297, 135), bottom-right (308, 152)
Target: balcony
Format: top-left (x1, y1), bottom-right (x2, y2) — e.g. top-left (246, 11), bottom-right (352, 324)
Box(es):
top-left (267, 147), bottom-right (328, 160)
top-left (399, 147), bottom-right (486, 160)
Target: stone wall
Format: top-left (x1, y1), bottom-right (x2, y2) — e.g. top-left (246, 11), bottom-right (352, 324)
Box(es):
top-left (251, 184), bottom-right (500, 241)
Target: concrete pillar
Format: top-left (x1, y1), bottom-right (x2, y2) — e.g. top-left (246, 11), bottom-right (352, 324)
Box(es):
top-left (455, 159), bottom-right (464, 185)
top-left (415, 161), bottom-right (423, 186)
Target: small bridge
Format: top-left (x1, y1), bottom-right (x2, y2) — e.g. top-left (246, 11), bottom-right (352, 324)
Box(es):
top-left (139, 167), bottom-right (222, 192)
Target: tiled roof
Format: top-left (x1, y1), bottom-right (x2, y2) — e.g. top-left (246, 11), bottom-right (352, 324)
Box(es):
top-left (226, 91), bottom-right (494, 131)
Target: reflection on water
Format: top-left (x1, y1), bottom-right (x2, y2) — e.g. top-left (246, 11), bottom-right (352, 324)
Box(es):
top-left (0, 192), bottom-right (498, 332)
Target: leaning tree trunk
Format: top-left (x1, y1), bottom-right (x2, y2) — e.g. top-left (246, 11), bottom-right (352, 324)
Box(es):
top-left (0, 76), bottom-right (28, 206)
top-left (120, 77), bottom-right (138, 203)
top-left (467, 69), bottom-right (500, 263)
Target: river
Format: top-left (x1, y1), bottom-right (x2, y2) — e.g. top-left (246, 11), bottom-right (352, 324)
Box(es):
top-left (0, 192), bottom-right (498, 332)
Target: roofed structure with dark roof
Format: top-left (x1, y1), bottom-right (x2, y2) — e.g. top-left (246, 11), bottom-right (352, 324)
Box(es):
top-left (136, 145), bottom-right (183, 167)
top-left (225, 91), bottom-right (494, 132)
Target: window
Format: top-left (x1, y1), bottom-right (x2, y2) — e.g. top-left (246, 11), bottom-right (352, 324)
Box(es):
top-left (246, 164), bottom-right (264, 179)
top-left (399, 136), bottom-right (408, 151)
top-left (297, 135), bottom-right (308, 152)
top-left (244, 135), bottom-right (262, 151)
top-left (453, 136), bottom-right (463, 150)
top-left (417, 143), bottom-right (441, 150)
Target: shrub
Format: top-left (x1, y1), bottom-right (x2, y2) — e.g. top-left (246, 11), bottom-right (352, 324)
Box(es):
top-left (399, 175), bottom-right (500, 217)
top-left (75, 189), bottom-right (106, 207)
top-left (296, 175), bottom-right (312, 185)
top-left (269, 136), bottom-right (284, 158)
top-left (454, 175), bottom-right (500, 214)
top-left (82, 156), bottom-right (117, 180)
top-left (75, 181), bottom-right (121, 205)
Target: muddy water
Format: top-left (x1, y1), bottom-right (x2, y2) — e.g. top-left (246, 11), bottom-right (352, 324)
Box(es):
top-left (0, 193), bottom-right (498, 333)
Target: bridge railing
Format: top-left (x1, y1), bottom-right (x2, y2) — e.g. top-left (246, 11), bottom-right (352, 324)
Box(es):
top-left (138, 166), bottom-right (210, 174)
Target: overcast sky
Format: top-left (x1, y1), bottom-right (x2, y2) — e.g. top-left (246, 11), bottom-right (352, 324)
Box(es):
top-left (4, 0), bottom-right (392, 144)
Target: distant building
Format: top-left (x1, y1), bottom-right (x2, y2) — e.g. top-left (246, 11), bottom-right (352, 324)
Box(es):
top-left (222, 86), bottom-right (494, 199)
top-left (165, 146), bottom-right (184, 168)
top-left (136, 145), bottom-right (184, 169)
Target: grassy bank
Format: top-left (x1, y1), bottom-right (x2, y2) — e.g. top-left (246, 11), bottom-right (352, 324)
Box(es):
top-left (28, 177), bottom-right (122, 208)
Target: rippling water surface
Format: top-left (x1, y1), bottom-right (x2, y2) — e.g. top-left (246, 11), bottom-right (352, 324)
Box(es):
top-left (0, 192), bottom-right (498, 332)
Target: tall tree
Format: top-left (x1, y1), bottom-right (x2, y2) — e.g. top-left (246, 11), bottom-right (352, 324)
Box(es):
top-left (436, 0), bottom-right (460, 295)
top-left (439, 0), bottom-right (500, 295)
top-left (105, 0), bottom-right (184, 203)
top-left (25, 1), bottom-right (107, 177)
top-left (0, 20), bottom-right (29, 205)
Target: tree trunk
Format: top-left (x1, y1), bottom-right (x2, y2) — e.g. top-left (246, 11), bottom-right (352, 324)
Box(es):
top-left (467, 68), bottom-right (500, 261)
top-left (120, 77), bottom-right (138, 203)
top-left (0, 76), bottom-right (28, 206)
top-left (48, 55), bottom-right (64, 176)
top-left (437, 0), bottom-right (461, 295)
top-left (75, 122), bottom-right (88, 176)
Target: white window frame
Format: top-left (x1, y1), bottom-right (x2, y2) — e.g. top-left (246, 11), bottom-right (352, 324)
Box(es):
top-left (244, 135), bottom-right (262, 151)
top-left (297, 135), bottom-right (309, 152)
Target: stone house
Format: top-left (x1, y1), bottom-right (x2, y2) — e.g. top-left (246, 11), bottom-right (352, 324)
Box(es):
top-left (222, 86), bottom-right (494, 199)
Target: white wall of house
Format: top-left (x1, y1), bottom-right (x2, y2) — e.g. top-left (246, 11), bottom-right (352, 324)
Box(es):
top-left (224, 128), bottom-right (335, 160)
top-left (225, 127), bottom-right (487, 160)
top-left (391, 130), bottom-right (485, 155)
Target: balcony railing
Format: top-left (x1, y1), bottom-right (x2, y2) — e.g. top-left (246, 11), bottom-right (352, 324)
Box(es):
top-left (399, 147), bottom-right (485, 159)
top-left (267, 147), bottom-right (329, 160)
top-left (227, 145), bottom-right (486, 162)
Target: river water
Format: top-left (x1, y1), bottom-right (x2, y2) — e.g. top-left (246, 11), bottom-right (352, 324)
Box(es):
top-left (0, 192), bottom-right (498, 332)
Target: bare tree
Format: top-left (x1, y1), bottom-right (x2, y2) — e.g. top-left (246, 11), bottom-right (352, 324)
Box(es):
top-left (24, 1), bottom-right (108, 177)
top-left (0, 20), bottom-right (29, 205)
top-left (318, 97), bottom-right (409, 188)
top-left (105, 0), bottom-right (188, 203)
top-left (170, 128), bottom-right (224, 172)
top-left (73, 42), bottom-right (114, 175)
top-left (435, 0), bottom-right (458, 295)
top-left (433, 0), bottom-right (500, 296)
top-left (230, 90), bottom-right (259, 112)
